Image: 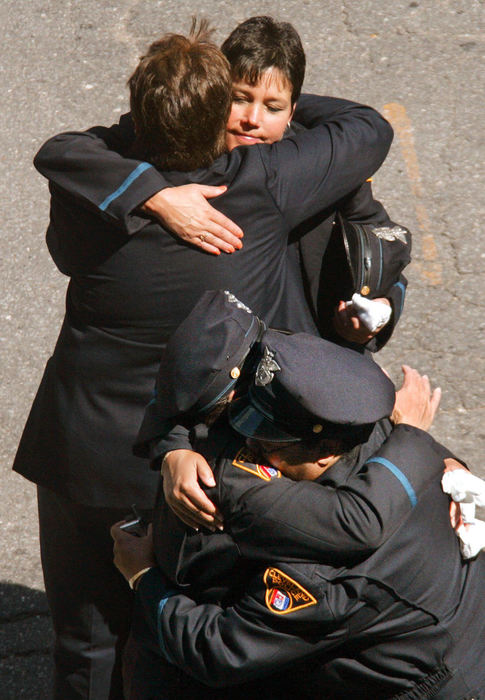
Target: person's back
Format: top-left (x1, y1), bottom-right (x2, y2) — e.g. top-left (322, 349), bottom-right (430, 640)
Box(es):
top-left (47, 145), bottom-right (314, 342)
top-left (293, 440), bottom-right (485, 698)
top-left (35, 159), bottom-right (313, 506)
top-left (229, 432), bottom-right (484, 698)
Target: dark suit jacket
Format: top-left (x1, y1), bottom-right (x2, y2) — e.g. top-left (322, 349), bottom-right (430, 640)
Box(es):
top-left (14, 95), bottom-right (392, 507)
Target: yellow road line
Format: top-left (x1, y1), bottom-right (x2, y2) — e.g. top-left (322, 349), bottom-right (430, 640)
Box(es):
top-left (383, 103), bottom-right (442, 285)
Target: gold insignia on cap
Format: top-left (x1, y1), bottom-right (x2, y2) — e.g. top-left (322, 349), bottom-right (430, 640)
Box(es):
top-left (313, 424), bottom-right (323, 433)
top-left (230, 367), bottom-right (241, 379)
top-left (361, 285), bottom-right (370, 296)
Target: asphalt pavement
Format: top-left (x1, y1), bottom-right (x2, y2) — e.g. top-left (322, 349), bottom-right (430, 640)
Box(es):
top-left (1, 1), bottom-right (483, 697)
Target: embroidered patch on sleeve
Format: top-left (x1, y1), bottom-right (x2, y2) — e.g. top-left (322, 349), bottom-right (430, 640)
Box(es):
top-left (263, 567), bottom-right (317, 615)
top-left (232, 447), bottom-right (281, 481)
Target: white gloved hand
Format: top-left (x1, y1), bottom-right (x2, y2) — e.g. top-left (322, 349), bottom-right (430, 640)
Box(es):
top-left (442, 469), bottom-right (485, 559)
top-left (346, 293), bottom-right (392, 333)
top-left (442, 469), bottom-right (485, 507)
top-left (455, 520), bottom-right (485, 559)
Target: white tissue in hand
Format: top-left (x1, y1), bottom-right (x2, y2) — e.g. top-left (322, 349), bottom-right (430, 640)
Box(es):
top-left (456, 520), bottom-right (485, 559)
top-left (346, 293), bottom-right (392, 333)
top-left (442, 470), bottom-right (485, 559)
top-left (459, 501), bottom-right (476, 524)
top-left (441, 470), bottom-right (485, 507)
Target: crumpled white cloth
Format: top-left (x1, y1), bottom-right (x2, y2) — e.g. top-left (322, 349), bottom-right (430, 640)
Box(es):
top-left (442, 470), bottom-right (485, 559)
top-left (345, 293), bottom-right (392, 333)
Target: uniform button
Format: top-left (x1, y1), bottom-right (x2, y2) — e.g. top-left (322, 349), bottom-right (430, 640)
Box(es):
top-left (361, 285), bottom-right (370, 296)
top-left (230, 367), bottom-right (241, 379)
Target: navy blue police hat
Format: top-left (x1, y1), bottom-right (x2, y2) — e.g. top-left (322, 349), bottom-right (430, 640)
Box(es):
top-left (134, 290), bottom-right (265, 456)
top-left (228, 331), bottom-right (395, 443)
top-left (338, 214), bottom-right (412, 298)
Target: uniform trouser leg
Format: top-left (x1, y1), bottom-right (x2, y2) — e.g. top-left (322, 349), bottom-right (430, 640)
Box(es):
top-left (38, 485), bottom-right (148, 700)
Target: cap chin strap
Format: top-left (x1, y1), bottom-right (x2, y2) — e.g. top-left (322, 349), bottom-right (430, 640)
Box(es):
top-left (196, 317), bottom-right (267, 415)
top-left (255, 317), bottom-right (267, 343)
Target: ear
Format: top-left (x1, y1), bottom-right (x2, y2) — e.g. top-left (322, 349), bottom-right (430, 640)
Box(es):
top-left (289, 102), bottom-right (297, 124)
top-left (316, 454), bottom-right (340, 473)
top-left (316, 455), bottom-right (335, 468)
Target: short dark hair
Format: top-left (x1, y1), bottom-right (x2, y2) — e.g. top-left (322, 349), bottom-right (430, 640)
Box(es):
top-left (129, 19), bottom-right (232, 171)
top-left (221, 16), bottom-right (305, 105)
top-left (275, 424), bottom-right (375, 467)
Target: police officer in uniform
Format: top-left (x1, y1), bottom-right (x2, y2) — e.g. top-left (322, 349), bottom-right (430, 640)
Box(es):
top-left (113, 322), bottom-right (484, 698)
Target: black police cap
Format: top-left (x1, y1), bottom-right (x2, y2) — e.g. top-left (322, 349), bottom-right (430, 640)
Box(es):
top-left (229, 331), bottom-right (395, 443)
top-left (338, 213), bottom-right (411, 298)
top-left (134, 290), bottom-right (265, 455)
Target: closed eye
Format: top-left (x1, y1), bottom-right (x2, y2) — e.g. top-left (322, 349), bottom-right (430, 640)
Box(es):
top-left (266, 104), bottom-right (284, 113)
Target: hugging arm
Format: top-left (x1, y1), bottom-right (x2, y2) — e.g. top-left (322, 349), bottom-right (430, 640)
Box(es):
top-left (34, 114), bottom-right (242, 251)
top-left (134, 420), bottom-right (224, 531)
top-left (135, 565), bottom-right (342, 688)
top-left (221, 424), bottom-right (449, 565)
top-left (270, 94), bottom-right (393, 228)
top-left (34, 94), bottom-right (392, 247)
top-left (224, 369), bottom-right (442, 562)
top-left (34, 115), bottom-right (166, 234)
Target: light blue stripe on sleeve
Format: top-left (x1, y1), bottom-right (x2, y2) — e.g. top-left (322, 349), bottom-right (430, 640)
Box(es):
top-left (99, 162), bottom-right (152, 211)
top-left (376, 238), bottom-right (383, 290)
top-left (157, 592), bottom-right (177, 662)
top-left (394, 281), bottom-right (406, 317)
top-left (366, 456), bottom-right (417, 507)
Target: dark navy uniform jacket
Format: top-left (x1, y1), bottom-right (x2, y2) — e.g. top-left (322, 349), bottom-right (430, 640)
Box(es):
top-left (14, 96), bottom-right (393, 507)
top-left (135, 422), bottom-right (485, 699)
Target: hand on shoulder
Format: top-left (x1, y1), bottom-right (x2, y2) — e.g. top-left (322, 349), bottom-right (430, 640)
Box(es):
top-left (391, 365), bottom-right (441, 431)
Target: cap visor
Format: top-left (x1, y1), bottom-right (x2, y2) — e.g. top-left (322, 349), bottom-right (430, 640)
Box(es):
top-left (228, 396), bottom-right (301, 443)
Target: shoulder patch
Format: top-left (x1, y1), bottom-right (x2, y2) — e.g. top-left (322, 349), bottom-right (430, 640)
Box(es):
top-left (232, 447), bottom-right (281, 481)
top-left (264, 567), bottom-right (317, 615)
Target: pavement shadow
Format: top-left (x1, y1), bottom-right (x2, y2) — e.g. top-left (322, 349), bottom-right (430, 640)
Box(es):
top-left (0, 582), bottom-right (53, 699)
